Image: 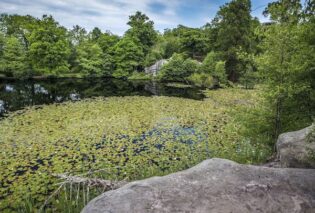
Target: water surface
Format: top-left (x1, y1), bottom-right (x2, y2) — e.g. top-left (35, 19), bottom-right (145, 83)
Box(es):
top-left (0, 78), bottom-right (204, 116)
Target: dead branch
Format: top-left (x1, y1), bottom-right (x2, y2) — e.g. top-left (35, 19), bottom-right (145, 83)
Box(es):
top-left (52, 173), bottom-right (128, 190)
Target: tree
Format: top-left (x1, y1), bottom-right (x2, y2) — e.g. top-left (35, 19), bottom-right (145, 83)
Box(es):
top-left (256, 24), bottom-right (314, 138)
top-left (125, 11), bottom-right (158, 56)
top-left (112, 37), bottom-right (144, 78)
top-left (0, 32), bottom-right (4, 58)
top-left (97, 32), bottom-right (119, 54)
top-left (0, 14), bottom-right (37, 50)
top-left (28, 15), bottom-right (71, 75)
top-left (162, 36), bottom-right (181, 59)
top-left (163, 25), bottom-right (209, 60)
top-left (212, 0), bottom-right (252, 82)
top-left (263, 0), bottom-right (302, 24)
top-left (90, 27), bottom-right (102, 41)
top-left (69, 25), bottom-right (87, 45)
top-left (178, 27), bottom-right (208, 60)
top-left (0, 36), bottom-right (28, 77)
top-left (76, 41), bottom-right (110, 76)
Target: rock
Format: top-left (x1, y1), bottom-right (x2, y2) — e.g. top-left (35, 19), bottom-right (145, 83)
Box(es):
top-left (145, 60), bottom-right (168, 77)
top-left (277, 125), bottom-right (315, 168)
top-left (82, 158), bottom-right (315, 213)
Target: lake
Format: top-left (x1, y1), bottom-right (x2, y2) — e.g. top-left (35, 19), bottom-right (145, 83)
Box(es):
top-left (0, 78), bottom-right (205, 116)
top-left (0, 79), bottom-right (270, 212)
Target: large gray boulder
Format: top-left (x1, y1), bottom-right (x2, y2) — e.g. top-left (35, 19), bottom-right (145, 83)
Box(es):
top-left (277, 125), bottom-right (315, 168)
top-left (82, 158), bottom-right (315, 213)
top-left (145, 60), bottom-right (168, 77)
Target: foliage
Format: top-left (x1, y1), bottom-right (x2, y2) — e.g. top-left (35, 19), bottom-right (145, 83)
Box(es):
top-left (0, 89), bottom-right (270, 211)
top-left (237, 50), bottom-right (257, 89)
top-left (144, 48), bottom-right (163, 67)
top-left (0, 36), bottom-right (29, 77)
top-left (112, 37), bottom-right (144, 78)
top-left (125, 11), bottom-right (158, 56)
top-left (263, 0), bottom-right (302, 24)
top-left (159, 54), bottom-right (199, 82)
top-left (187, 73), bottom-right (216, 88)
top-left (128, 71), bottom-right (151, 80)
top-left (211, 0), bottom-right (252, 82)
top-left (97, 32), bottom-right (119, 53)
top-left (161, 35), bottom-right (181, 59)
top-left (76, 41), bottom-right (111, 76)
top-left (256, 23), bottom-right (314, 138)
top-left (199, 51), bottom-right (221, 74)
top-left (214, 61), bottom-right (228, 85)
top-left (28, 15), bottom-right (71, 75)
top-left (198, 52), bottom-right (227, 86)
top-left (178, 27), bottom-right (208, 59)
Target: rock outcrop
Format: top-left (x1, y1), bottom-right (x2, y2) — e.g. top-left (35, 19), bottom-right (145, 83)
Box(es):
top-left (145, 60), bottom-right (168, 77)
top-left (277, 125), bottom-right (315, 168)
top-left (83, 126), bottom-right (315, 213)
top-left (82, 158), bottom-right (315, 213)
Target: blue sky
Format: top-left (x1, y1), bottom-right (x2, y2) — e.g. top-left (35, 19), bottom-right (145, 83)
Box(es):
top-left (0, 0), bottom-right (274, 35)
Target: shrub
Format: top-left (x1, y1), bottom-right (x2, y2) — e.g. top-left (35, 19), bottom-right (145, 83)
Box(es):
top-left (187, 73), bottom-right (216, 88)
top-left (159, 53), bottom-right (199, 81)
top-left (128, 71), bottom-right (151, 80)
top-left (214, 61), bottom-right (228, 85)
top-left (199, 51), bottom-right (221, 74)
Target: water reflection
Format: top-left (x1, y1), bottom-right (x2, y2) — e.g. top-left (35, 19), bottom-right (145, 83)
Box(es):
top-left (5, 85), bottom-right (14, 92)
top-left (0, 78), bottom-right (205, 116)
top-left (0, 100), bottom-right (4, 114)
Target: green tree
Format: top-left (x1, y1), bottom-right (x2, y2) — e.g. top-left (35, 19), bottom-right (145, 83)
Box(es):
top-left (125, 11), bottom-right (158, 56)
top-left (97, 32), bottom-right (119, 53)
top-left (179, 27), bottom-right (208, 59)
top-left (263, 0), bottom-right (302, 24)
top-left (162, 36), bottom-right (181, 59)
top-left (0, 14), bottom-right (37, 50)
top-left (212, 0), bottom-right (252, 82)
top-left (112, 37), bottom-right (144, 78)
top-left (0, 36), bottom-right (28, 77)
top-left (256, 24), bottom-right (314, 138)
top-left (76, 41), bottom-right (110, 76)
top-left (28, 15), bottom-right (71, 75)
top-left (68, 25), bottom-right (87, 71)
top-left (0, 32), bottom-right (4, 58)
top-left (90, 27), bottom-right (102, 42)
top-left (69, 25), bottom-right (87, 45)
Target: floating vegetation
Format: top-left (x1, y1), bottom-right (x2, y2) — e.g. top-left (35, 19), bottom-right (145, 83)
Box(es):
top-left (0, 89), bottom-right (271, 211)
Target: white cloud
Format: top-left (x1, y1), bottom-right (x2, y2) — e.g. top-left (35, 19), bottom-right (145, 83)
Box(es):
top-left (0, 0), bottom-right (271, 35)
top-left (0, 0), bottom-right (182, 35)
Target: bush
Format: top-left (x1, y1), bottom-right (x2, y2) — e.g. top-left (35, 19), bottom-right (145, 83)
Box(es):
top-left (214, 61), bottom-right (228, 85)
top-left (128, 71), bottom-right (151, 80)
top-left (239, 64), bottom-right (257, 89)
top-left (187, 73), bottom-right (216, 88)
top-left (159, 53), bottom-right (199, 81)
top-left (199, 51), bottom-right (221, 73)
top-left (198, 52), bottom-right (228, 86)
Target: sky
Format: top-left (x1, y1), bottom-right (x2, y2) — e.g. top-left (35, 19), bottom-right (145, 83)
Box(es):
top-left (0, 0), bottom-right (275, 35)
